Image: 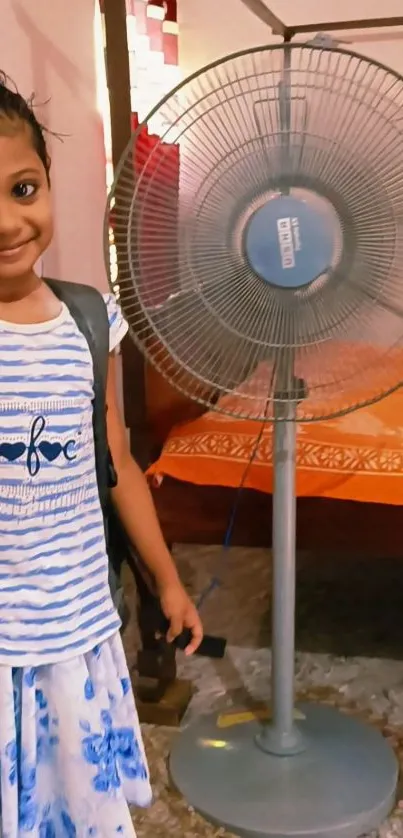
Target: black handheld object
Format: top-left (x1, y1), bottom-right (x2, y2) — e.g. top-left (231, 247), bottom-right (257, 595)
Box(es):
top-left (159, 615), bottom-right (227, 658)
top-left (123, 529), bottom-right (227, 659)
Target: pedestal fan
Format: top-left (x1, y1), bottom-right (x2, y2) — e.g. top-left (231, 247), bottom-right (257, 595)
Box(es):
top-left (105, 43), bottom-right (403, 838)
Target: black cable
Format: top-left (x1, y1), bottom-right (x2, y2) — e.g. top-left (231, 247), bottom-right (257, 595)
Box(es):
top-left (196, 414), bottom-right (268, 610)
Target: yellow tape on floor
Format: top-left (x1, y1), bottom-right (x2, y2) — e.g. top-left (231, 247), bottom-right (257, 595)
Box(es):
top-left (217, 707), bottom-right (306, 728)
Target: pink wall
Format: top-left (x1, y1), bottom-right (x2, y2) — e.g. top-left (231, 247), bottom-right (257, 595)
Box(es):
top-left (1, 0), bottom-right (108, 290)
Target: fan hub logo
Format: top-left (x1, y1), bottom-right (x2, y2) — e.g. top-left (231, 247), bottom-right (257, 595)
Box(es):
top-left (277, 217), bottom-right (301, 270)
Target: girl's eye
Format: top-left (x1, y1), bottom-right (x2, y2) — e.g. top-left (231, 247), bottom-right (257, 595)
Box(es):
top-left (12, 182), bottom-right (37, 199)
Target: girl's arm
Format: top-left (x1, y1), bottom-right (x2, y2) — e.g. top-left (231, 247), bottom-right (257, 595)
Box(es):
top-left (106, 354), bottom-right (203, 654)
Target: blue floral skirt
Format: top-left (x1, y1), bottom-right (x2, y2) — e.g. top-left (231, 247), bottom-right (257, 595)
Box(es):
top-left (0, 633), bottom-right (152, 837)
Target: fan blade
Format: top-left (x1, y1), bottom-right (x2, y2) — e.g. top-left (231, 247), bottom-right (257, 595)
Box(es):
top-left (239, 0), bottom-right (287, 35)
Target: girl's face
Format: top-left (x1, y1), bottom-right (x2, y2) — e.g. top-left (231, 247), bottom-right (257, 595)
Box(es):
top-left (0, 121), bottom-right (53, 284)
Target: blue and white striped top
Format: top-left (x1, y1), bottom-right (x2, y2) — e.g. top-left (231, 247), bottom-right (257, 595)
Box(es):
top-left (0, 293), bottom-right (128, 666)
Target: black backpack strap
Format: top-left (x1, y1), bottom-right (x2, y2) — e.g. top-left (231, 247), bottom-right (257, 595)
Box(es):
top-left (45, 278), bottom-right (111, 512)
top-left (45, 278), bottom-right (159, 632)
top-left (45, 277), bottom-right (127, 616)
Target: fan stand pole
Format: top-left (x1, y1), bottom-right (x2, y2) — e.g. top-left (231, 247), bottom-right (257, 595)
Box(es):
top-left (256, 404), bottom-right (305, 757)
top-left (258, 65), bottom-right (303, 759)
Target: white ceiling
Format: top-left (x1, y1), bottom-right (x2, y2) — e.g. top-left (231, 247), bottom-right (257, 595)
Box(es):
top-left (178, 0), bottom-right (403, 78)
top-left (258, 0), bottom-right (403, 24)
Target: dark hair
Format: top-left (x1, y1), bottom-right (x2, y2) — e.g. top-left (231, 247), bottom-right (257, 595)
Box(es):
top-left (0, 71), bottom-right (50, 183)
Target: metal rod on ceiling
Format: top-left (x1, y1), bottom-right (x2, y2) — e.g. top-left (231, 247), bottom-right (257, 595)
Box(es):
top-left (241, 2), bottom-right (403, 40)
top-left (289, 16), bottom-right (403, 35)
top-left (240, 0), bottom-right (287, 36)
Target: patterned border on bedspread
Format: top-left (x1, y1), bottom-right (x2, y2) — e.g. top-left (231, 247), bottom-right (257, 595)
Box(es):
top-left (147, 389), bottom-right (403, 505)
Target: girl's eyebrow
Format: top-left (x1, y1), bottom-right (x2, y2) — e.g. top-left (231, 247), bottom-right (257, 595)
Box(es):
top-left (10, 168), bottom-right (41, 179)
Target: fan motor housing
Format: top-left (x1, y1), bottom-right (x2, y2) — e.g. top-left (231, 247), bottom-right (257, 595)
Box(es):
top-left (244, 193), bottom-right (337, 288)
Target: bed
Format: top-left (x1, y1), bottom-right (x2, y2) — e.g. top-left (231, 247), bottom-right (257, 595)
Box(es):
top-left (137, 349), bottom-right (403, 557)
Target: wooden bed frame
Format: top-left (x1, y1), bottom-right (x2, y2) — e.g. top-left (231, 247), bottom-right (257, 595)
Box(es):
top-left (103, 0), bottom-right (403, 725)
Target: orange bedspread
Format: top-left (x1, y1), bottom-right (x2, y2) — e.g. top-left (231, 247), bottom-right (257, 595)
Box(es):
top-left (147, 389), bottom-right (403, 505)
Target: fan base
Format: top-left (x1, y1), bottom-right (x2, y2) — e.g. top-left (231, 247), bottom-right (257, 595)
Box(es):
top-left (170, 702), bottom-right (397, 838)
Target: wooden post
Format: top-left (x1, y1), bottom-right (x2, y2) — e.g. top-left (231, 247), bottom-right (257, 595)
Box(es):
top-left (102, 0), bottom-right (148, 465)
top-left (103, 0), bottom-right (192, 726)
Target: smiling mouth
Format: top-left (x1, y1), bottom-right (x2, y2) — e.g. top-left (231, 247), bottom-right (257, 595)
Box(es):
top-left (0, 240), bottom-right (33, 256)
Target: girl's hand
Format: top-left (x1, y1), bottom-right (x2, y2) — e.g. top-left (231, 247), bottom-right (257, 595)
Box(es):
top-left (159, 580), bottom-right (203, 655)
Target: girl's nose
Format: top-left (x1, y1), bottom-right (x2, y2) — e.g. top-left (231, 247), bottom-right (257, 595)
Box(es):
top-left (0, 199), bottom-right (22, 237)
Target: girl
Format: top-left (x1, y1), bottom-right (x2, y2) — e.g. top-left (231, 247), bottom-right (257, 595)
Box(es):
top-left (0, 74), bottom-right (203, 836)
